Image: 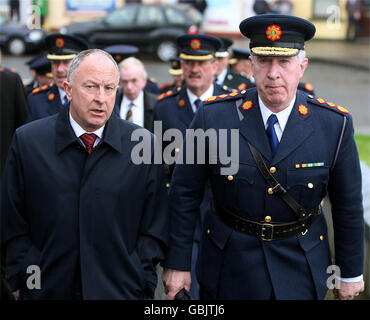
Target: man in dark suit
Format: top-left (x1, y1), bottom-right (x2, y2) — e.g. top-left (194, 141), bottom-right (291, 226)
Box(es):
top-left (27, 34), bottom-right (89, 122)
top-left (0, 66), bottom-right (28, 175)
top-left (163, 15), bottom-right (364, 300)
top-left (1, 49), bottom-right (169, 299)
top-left (115, 56), bottom-right (158, 132)
top-left (154, 34), bottom-right (231, 299)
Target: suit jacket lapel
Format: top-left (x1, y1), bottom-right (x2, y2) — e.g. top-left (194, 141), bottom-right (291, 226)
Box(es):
top-left (49, 85), bottom-right (63, 115)
top-left (178, 86), bottom-right (194, 127)
top-left (272, 92), bottom-right (314, 164)
top-left (143, 91), bottom-right (155, 131)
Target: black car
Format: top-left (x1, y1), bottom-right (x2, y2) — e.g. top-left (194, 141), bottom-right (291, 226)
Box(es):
top-left (0, 14), bottom-right (47, 56)
top-left (60, 4), bottom-right (200, 61)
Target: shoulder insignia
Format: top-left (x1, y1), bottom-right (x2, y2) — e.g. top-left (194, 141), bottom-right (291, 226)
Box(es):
top-left (204, 91), bottom-right (245, 105)
top-left (304, 83), bottom-right (314, 92)
top-left (10, 68), bottom-right (17, 73)
top-left (149, 77), bottom-right (157, 83)
top-left (308, 96), bottom-right (350, 115)
top-left (0, 67), bottom-right (4, 72)
top-left (178, 99), bottom-right (185, 107)
top-left (48, 93), bottom-right (55, 101)
top-left (159, 82), bottom-right (172, 90)
top-left (32, 87), bottom-right (41, 94)
top-left (157, 89), bottom-right (179, 101)
top-left (237, 83), bottom-right (247, 90)
top-left (222, 85), bottom-right (229, 91)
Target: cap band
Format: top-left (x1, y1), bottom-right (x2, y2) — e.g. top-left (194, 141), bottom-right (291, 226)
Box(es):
top-left (169, 69), bottom-right (183, 76)
top-left (179, 53), bottom-right (213, 61)
top-left (215, 51), bottom-right (229, 58)
top-left (47, 54), bottom-right (77, 60)
top-left (251, 47), bottom-right (299, 56)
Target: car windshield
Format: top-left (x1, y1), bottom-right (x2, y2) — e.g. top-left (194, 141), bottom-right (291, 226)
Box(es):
top-left (137, 6), bottom-right (165, 26)
top-left (104, 5), bottom-right (137, 27)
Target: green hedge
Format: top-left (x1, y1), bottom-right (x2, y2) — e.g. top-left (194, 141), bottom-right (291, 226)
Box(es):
top-left (355, 134), bottom-right (370, 166)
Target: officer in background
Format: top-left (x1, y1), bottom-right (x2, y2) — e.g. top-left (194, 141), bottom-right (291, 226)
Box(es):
top-left (214, 38), bottom-right (251, 91)
top-left (163, 15), bottom-right (364, 300)
top-left (229, 48), bottom-right (255, 86)
top-left (154, 34), bottom-right (230, 299)
top-left (24, 54), bottom-right (53, 95)
top-left (159, 57), bottom-right (184, 93)
top-left (27, 34), bottom-right (89, 122)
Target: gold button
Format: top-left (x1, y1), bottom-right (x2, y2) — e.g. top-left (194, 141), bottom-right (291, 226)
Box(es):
top-left (320, 235), bottom-right (324, 241)
top-left (264, 216), bottom-right (272, 223)
top-left (308, 183), bottom-right (314, 189)
top-left (175, 147), bottom-right (180, 153)
top-left (166, 183), bottom-right (170, 188)
top-left (206, 229), bottom-right (211, 235)
top-left (268, 187), bottom-right (274, 195)
top-left (241, 90), bottom-right (246, 94)
top-left (269, 167), bottom-right (276, 174)
top-left (227, 175), bottom-right (234, 181)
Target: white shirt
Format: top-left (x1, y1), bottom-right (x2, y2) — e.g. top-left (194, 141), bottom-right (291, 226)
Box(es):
top-left (259, 96), bottom-right (295, 142)
top-left (186, 84), bottom-right (214, 114)
top-left (69, 112), bottom-right (104, 148)
top-left (120, 91), bottom-right (144, 127)
top-left (216, 68), bottom-right (227, 85)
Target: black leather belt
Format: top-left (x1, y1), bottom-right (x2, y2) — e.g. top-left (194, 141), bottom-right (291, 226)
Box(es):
top-left (213, 200), bottom-right (321, 241)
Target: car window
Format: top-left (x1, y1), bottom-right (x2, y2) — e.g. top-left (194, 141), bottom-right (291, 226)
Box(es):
top-left (136, 6), bottom-right (165, 26)
top-left (105, 6), bottom-right (137, 27)
top-left (165, 7), bottom-right (188, 24)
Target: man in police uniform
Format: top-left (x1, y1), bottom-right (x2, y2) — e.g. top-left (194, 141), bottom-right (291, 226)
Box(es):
top-left (163, 15), bottom-right (364, 300)
top-left (214, 38), bottom-right (252, 91)
top-left (153, 34), bottom-right (230, 299)
top-left (27, 34), bottom-right (89, 122)
top-left (24, 54), bottom-right (53, 96)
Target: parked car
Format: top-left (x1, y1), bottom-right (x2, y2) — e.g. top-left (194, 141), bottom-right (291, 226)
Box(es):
top-left (59, 3), bottom-right (199, 61)
top-left (0, 14), bottom-right (47, 56)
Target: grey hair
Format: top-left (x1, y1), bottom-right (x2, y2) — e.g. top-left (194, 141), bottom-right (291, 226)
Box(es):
top-left (118, 56), bottom-right (148, 80)
top-left (250, 50), bottom-right (307, 63)
top-left (67, 48), bottom-right (120, 85)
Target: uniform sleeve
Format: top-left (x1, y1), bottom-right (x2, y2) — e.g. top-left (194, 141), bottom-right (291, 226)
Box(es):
top-left (136, 157), bottom-right (170, 298)
top-left (327, 114), bottom-right (364, 278)
top-left (1, 131), bottom-right (33, 291)
top-left (164, 104), bottom-right (208, 271)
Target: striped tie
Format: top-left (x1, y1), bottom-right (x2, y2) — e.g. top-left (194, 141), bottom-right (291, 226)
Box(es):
top-left (126, 102), bottom-right (134, 122)
top-left (80, 133), bottom-right (97, 154)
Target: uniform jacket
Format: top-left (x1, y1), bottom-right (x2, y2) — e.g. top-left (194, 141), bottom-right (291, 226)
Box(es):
top-left (0, 67), bottom-right (28, 175)
top-left (222, 68), bottom-right (254, 91)
top-left (165, 88), bottom-right (364, 299)
top-left (27, 83), bottom-right (64, 122)
top-left (1, 107), bottom-right (169, 299)
top-left (113, 88), bottom-right (158, 132)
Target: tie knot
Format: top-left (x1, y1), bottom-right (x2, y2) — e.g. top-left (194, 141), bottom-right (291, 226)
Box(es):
top-left (80, 133), bottom-right (97, 154)
top-left (194, 99), bottom-right (202, 109)
top-left (267, 114), bottom-right (278, 127)
top-left (63, 95), bottom-right (69, 107)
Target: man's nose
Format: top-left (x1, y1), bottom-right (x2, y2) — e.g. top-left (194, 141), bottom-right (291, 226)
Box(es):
top-left (267, 60), bottom-right (280, 79)
top-left (94, 87), bottom-right (106, 103)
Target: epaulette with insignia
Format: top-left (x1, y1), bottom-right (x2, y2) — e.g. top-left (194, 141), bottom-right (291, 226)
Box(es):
top-left (157, 89), bottom-right (179, 101)
top-left (159, 81), bottom-right (173, 90)
top-left (307, 95), bottom-right (350, 115)
top-left (31, 84), bottom-right (51, 95)
top-left (0, 66), bottom-right (17, 73)
top-left (149, 77), bottom-right (157, 83)
top-left (204, 89), bottom-right (248, 105)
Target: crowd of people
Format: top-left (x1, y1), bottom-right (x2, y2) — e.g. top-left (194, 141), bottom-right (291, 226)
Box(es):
top-left (0, 9), bottom-right (365, 301)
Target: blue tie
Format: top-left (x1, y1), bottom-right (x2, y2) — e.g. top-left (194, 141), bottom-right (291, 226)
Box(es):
top-left (266, 114), bottom-right (279, 156)
top-left (62, 95), bottom-right (69, 107)
top-left (194, 99), bottom-right (202, 110)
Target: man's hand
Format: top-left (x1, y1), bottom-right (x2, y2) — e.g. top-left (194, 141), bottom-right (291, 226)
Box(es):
top-left (162, 269), bottom-right (191, 300)
top-left (333, 279), bottom-right (364, 300)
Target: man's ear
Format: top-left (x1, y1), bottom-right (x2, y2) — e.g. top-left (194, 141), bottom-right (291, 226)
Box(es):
top-left (299, 57), bottom-right (309, 79)
top-left (64, 81), bottom-right (72, 100)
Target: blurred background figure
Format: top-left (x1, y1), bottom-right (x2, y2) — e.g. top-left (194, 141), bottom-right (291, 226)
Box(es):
top-left (116, 56), bottom-right (157, 131)
top-left (253, 0), bottom-right (271, 14)
top-left (346, 0), bottom-right (362, 41)
top-left (215, 38), bottom-right (251, 90)
top-left (24, 54), bottom-right (53, 95)
top-left (8, 0), bottom-right (20, 22)
top-left (159, 57), bottom-right (184, 93)
top-left (274, 0), bottom-right (294, 15)
top-left (32, 0), bottom-right (48, 27)
top-left (229, 48), bottom-right (255, 86)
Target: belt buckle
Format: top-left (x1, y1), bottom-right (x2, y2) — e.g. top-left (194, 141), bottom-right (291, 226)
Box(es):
top-left (261, 223), bottom-right (274, 241)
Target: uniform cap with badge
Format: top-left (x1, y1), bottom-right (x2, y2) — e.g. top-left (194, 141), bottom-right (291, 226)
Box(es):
top-left (45, 33), bottom-right (90, 61)
top-left (215, 37), bottom-right (233, 59)
top-left (103, 44), bottom-right (139, 64)
top-left (229, 48), bottom-right (251, 65)
top-left (26, 54), bottom-right (52, 78)
top-left (169, 57), bottom-right (183, 76)
top-left (176, 34), bottom-right (222, 61)
top-left (239, 14), bottom-right (316, 57)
